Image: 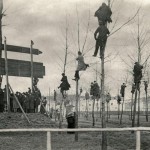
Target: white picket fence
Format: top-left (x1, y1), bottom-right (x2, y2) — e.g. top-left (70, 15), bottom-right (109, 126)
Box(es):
top-left (0, 127), bottom-right (149, 150)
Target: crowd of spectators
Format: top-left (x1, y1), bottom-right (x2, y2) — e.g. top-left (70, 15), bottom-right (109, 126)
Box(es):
top-left (0, 86), bottom-right (42, 113)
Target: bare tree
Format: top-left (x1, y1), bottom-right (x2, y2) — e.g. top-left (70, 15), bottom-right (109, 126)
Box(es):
top-left (0, 0), bottom-right (3, 87)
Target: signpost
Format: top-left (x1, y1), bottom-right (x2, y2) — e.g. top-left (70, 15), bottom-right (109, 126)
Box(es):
top-left (0, 58), bottom-right (45, 78)
top-left (1, 44), bottom-right (42, 55)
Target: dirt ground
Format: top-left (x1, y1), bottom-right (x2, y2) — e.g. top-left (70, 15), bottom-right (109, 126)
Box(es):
top-left (0, 113), bottom-right (150, 150)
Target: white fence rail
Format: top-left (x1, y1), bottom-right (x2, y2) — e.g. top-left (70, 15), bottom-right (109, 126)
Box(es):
top-left (0, 127), bottom-right (149, 150)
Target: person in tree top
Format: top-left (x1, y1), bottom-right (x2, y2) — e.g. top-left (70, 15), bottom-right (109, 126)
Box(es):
top-left (93, 21), bottom-right (110, 58)
top-left (73, 51), bottom-right (89, 81)
top-left (131, 83), bottom-right (136, 94)
top-left (120, 83), bottom-right (126, 97)
top-left (94, 2), bottom-right (112, 24)
top-left (58, 73), bottom-right (70, 98)
top-left (133, 62), bottom-right (143, 84)
top-left (93, 81), bottom-right (100, 97)
top-left (90, 82), bottom-right (94, 96)
top-left (144, 81), bottom-right (148, 92)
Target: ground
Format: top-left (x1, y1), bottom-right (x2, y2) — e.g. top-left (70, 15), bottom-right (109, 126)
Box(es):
top-left (0, 112), bottom-right (150, 150)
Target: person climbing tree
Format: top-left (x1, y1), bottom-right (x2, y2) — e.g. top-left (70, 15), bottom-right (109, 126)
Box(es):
top-left (85, 91), bottom-right (90, 100)
top-left (94, 2), bottom-right (112, 24)
top-left (90, 81), bottom-right (100, 98)
top-left (144, 81), bottom-right (148, 92)
top-left (106, 92), bottom-right (111, 103)
top-left (90, 82), bottom-right (94, 96)
top-left (54, 90), bottom-right (57, 101)
top-left (117, 94), bottom-right (121, 104)
top-left (93, 21), bottom-right (110, 58)
top-left (93, 81), bottom-right (100, 98)
top-left (120, 83), bottom-right (126, 97)
top-left (58, 73), bottom-right (70, 98)
top-left (131, 83), bottom-right (136, 94)
top-left (133, 62), bottom-right (143, 85)
top-left (73, 51), bottom-right (89, 81)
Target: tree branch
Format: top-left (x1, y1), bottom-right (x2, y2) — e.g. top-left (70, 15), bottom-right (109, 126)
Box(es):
top-left (109, 6), bottom-right (141, 37)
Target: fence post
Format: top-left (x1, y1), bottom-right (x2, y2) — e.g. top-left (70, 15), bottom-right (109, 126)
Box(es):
top-left (47, 131), bottom-right (51, 150)
top-left (136, 130), bottom-right (140, 150)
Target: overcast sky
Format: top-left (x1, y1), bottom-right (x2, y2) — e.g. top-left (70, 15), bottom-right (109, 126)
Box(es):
top-left (1, 0), bottom-right (150, 98)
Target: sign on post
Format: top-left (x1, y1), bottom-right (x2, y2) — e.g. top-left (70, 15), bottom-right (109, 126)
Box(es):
top-left (0, 58), bottom-right (45, 78)
top-left (2, 44), bottom-right (42, 55)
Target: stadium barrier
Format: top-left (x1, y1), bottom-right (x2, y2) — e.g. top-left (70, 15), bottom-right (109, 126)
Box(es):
top-left (0, 127), bottom-right (148, 150)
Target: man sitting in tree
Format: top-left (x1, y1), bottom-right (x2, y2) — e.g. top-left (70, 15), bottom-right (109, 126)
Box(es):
top-left (120, 83), bottom-right (126, 97)
top-left (94, 2), bottom-right (112, 24)
top-left (58, 73), bottom-right (70, 98)
top-left (133, 62), bottom-right (143, 85)
top-left (73, 51), bottom-right (89, 81)
top-left (93, 21), bottom-right (110, 58)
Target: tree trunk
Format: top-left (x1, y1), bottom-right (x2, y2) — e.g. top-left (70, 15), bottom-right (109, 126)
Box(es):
top-left (118, 103), bottom-right (120, 119)
top-left (55, 100), bottom-right (56, 122)
top-left (0, 1), bottom-right (3, 88)
top-left (85, 98), bottom-right (89, 120)
top-left (132, 84), bottom-right (138, 127)
top-left (145, 91), bottom-right (148, 122)
top-left (92, 98), bottom-right (95, 126)
top-left (101, 53), bottom-right (107, 150)
top-left (59, 98), bottom-right (63, 128)
top-left (106, 102), bottom-right (109, 122)
top-left (100, 99), bottom-right (102, 118)
top-left (120, 97), bottom-right (125, 125)
top-left (79, 94), bottom-right (80, 117)
top-left (131, 93), bottom-right (134, 120)
top-left (96, 99), bottom-right (99, 121)
top-left (75, 80), bottom-right (79, 141)
top-left (137, 89), bottom-right (140, 127)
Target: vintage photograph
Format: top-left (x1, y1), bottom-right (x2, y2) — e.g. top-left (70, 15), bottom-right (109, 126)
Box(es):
top-left (0, 0), bottom-right (150, 149)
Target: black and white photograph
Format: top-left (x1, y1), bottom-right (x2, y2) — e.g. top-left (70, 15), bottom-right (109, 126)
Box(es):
top-left (0, 0), bottom-right (150, 149)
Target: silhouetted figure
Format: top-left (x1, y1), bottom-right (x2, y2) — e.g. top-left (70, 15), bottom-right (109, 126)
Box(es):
top-left (120, 83), bottom-right (126, 97)
top-left (93, 21), bottom-right (110, 58)
top-left (58, 73), bottom-right (70, 98)
top-left (133, 62), bottom-right (143, 85)
top-left (94, 2), bottom-right (112, 24)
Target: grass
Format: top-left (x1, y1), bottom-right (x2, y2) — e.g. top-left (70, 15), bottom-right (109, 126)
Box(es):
top-left (0, 112), bottom-right (150, 150)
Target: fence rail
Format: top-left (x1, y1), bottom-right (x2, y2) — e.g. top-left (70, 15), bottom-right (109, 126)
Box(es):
top-left (0, 127), bottom-right (150, 150)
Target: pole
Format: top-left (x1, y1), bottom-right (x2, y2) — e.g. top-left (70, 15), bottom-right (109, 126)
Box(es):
top-left (30, 40), bottom-right (34, 93)
top-left (4, 37), bottom-right (10, 112)
top-left (47, 132), bottom-right (52, 150)
top-left (75, 80), bottom-right (79, 141)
